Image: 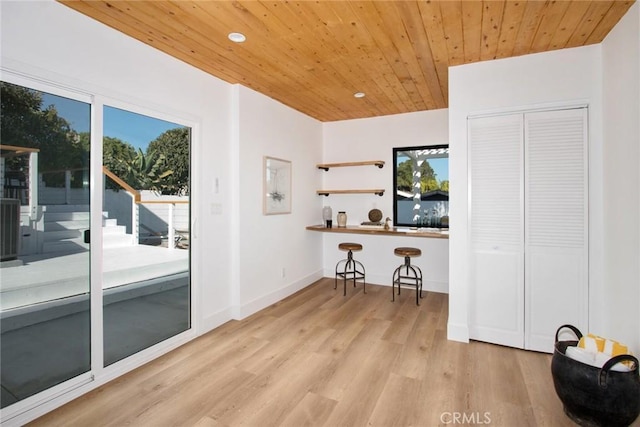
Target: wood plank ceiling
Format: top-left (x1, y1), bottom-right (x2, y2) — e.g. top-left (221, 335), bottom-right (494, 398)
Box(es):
top-left (59, 1), bottom-right (634, 122)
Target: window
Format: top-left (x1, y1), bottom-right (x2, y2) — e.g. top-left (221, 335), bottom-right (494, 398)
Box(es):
top-left (393, 145), bottom-right (449, 228)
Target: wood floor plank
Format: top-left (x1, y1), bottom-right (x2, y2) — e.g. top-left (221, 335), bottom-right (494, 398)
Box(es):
top-left (217, 352), bottom-right (332, 426)
top-left (29, 280), bottom-right (582, 427)
top-left (117, 367), bottom-right (256, 427)
top-left (415, 329), bottom-right (470, 426)
top-left (279, 392), bottom-right (337, 427)
top-left (369, 290), bottom-right (409, 322)
top-left (311, 318), bottom-right (391, 401)
top-left (515, 349), bottom-right (574, 426)
top-left (249, 293), bottom-right (333, 341)
top-left (239, 324), bottom-right (334, 376)
top-left (316, 284), bottom-right (383, 331)
top-left (467, 341), bottom-right (534, 426)
top-left (191, 416), bottom-right (222, 427)
top-left (380, 295), bottom-right (422, 344)
top-left (366, 373), bottom-right (422, 427)
top-left (321, 339), bottom-right (402, 426)
top-left (390, 296), bottom-right (440, 380)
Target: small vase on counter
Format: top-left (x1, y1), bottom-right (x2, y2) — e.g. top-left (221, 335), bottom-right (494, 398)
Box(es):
top-left (337, 211), bottom-right (347, 227)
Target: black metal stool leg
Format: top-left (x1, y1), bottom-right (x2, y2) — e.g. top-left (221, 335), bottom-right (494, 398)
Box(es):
top-left (392, 256), bottom-right (423, 305)
top-left (392, 265), bottom-right (402, 301)
top-left (335, 248), bottom-right (366, 296)
top-left (353, 259), bottom-right (366, 293)
top-left (362, 262), bottom-right (366, 294)
top-left (417, 265), bottom-right (423, 301)
top-left (344, 250), bottom-right (355, 296)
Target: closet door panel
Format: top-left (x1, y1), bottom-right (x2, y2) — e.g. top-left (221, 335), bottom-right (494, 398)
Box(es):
top-left (468, 114), bottom-right (524, 348)
top-left (524, 108), bottom-right (588, 352)
top-left (470, 251), bottom-right (524, 348)
top-left (526, 248), bottom-right (586, 352)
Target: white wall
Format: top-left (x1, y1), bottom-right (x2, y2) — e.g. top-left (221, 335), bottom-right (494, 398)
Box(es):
top-left (235, 85), bottom-right (323, 317)
top-left (602, 1), bottom-right (640, 352)
top-left (448, 45), bottom-right (605, 343)
top-left (322, 110), bottom-right (450, 292)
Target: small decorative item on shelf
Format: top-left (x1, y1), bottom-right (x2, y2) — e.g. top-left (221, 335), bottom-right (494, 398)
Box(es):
top-left (337, 211), bottom-right (347, 227)
top-left (384, 217), bottom-right (391, 230)
top-left (322, 206), bottom-right (333, 228)
top-left (360, 209), bottom-right (384, 227)
top-left (368, 208), bottom-right (383, 223)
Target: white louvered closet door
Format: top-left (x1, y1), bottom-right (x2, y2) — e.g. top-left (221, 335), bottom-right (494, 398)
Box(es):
top-left (468, 114), bottom-right (525, 349)
top-left (524, 108), bottom-right (588, 352)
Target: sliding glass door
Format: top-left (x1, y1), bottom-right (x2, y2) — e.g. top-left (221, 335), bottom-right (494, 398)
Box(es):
top-left (1, 81), bottom-right (91, 408)
top-left (1, 80), bottom-right (192, 417)
top-left (102, 106), bottom-right (190, 366)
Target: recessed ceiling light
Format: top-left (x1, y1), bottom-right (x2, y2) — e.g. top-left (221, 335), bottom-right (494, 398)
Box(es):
top-left (228, 32), bottom-right (246, 43)
top-left (354, 92), bottom-right (365, 98)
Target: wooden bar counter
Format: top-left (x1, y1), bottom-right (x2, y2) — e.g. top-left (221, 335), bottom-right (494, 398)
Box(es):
top-left (306, 224), bottom-right (449, 239)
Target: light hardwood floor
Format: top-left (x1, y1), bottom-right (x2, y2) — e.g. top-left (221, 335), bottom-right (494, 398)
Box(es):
top-left (30, 278), bottom-right (577, 427)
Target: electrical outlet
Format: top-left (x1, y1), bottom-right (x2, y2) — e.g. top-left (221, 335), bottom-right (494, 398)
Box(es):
top-left (281, 267), bottom-right (286, 278)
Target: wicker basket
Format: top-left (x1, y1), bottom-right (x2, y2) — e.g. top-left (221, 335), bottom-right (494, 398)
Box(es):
top-left (551, 324), bottom-right (640, 426)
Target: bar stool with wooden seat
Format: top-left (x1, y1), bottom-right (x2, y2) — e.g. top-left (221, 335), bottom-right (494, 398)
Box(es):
top-left (392, 247), bottom-right (423, 305)
top-left (334, 242), bottom-right (366, 296)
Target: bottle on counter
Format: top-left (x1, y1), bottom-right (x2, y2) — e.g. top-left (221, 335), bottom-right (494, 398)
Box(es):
top-left (322, 206), bottom-right (333, 228)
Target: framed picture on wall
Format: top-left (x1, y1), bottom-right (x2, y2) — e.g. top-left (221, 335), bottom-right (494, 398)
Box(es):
top-left (263, 156), bottom-right (292, 215)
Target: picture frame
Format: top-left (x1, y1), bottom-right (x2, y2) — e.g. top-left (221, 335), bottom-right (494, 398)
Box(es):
top-left (263, 156), bottom-right (292, 215)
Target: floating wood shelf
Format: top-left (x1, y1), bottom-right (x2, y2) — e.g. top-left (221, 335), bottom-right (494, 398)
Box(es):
top-left (306, 224), bottom-right (449, 239)
top-left (317, 160), bottom-right (385, 171)
top-left (317, 189), bottom-right (385, 196)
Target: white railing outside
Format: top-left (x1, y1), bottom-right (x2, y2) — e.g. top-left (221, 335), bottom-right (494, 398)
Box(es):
top-left (38, 168), bottom-right (188, 250)
top-left (28, 152), bottom-right (38, 221)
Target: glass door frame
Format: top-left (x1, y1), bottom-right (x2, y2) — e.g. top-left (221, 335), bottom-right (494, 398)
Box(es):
top-left (94, 94), bottom-right (198, 373)
top-left (0, 71), bottom-right (199, 425)
top-left (98, 95), bottom-right (196, 369)
top-left (0, 70), bottom-right (96, 423)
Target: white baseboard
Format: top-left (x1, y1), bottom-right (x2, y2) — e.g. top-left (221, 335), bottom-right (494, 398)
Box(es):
top-left (447, 322), bottom-right (470, 343)
top-left (233, 270), bottom-right (324, 320)
top-left (199, 307), bottom-right (234, 335)
top-left (424, 280), bottom-right (448, 294)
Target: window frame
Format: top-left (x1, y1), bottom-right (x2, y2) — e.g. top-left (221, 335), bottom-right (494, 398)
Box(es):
top-left (392, 144), bottom-right (449, 228)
